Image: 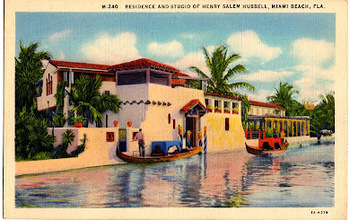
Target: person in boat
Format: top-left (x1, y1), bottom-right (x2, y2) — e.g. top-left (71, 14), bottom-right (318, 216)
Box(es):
top-left (134, 129), bottom-right (145, 157)
top-left (280, 130), bottom-right (285, 144)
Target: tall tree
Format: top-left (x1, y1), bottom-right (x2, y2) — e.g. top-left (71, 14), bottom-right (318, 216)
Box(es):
top-left (267, 82), bottom-right (300, 116)
top-left (314, 92), bottom-right (335, 132)
top-left (15, 42), bottom-right (55, 160)
top-left (190, 45), bottom-right (255, 96)
top-left (68, 75), bottom-right (122, 126)
top-left (15, 42), bottom-right (50, 112)
top-left (190, 45), bottom-right (255, 124)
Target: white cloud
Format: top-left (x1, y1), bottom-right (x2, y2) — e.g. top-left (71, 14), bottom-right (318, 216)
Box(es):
top-left (291, 38), bottom-right (334, 66)
top-left (81, 32), bottom-right (140, 64)
top-left (227, 30), bottom-right (282, 62)
top-left (166, 46), bottom-right (216, 77)
top-left (49, 29), bottom-right (72, 41)
top-left (148, 40), bottom-right (185, 58)
top-left (245, 90), bottom-right (271, 102)
top-left (294, 64), bottom-right (335, 81)
top-left (294, 77), bottom-right (327, 102)
top-left (293, 64), bottom-right (335, 102)
top-left (237, 70), bottom-right (295, 82)
top-left (167, 51), bottom-right (207, 77)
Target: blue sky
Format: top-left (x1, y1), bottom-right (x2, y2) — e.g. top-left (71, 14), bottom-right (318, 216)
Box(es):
top-left (16, 13), bottom-right (335, 102)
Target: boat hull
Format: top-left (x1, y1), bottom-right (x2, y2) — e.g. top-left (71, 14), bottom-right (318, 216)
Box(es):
top-left (116, 146), bottom-right (203, 163)
top-left (245, 142), bottom-right (289, 156)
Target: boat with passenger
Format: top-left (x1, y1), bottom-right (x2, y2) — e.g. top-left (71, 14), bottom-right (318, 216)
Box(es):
top-left (116, 140), bottom-right (203, 163)
top-left (245, 137), bottom-right (289, 156)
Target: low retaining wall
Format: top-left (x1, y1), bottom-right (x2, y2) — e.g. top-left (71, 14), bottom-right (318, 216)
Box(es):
top-left (16, 127), bottom-right (124, 176)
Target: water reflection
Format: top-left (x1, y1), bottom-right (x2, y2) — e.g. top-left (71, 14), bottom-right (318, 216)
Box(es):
top-left (16, 141), bottom-right (334, 208)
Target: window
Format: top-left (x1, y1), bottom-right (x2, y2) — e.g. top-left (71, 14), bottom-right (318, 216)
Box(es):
top-left (214, 100), bottom-right (219, 108)
top-left (118, 72), bottom-right (146, 85)
top-left (46, 74), bottom-right (53, 95)
top-left (106, 132), bottom-right (114, 142)
top-left (173, 119), bottom-right (176, 129)
top-left (225, 118), bottom-right (230, 131)
top-left (224, 101), bottom-right (229, 108)
top-left (168, 114), bottom-right (171, 124)
top-left (104, 90), bottom-right (110, 95)
top-left (205, 99), bottom-right (209, 106)
top-left (63, 71), bottom-right (68, 82)
top-left (150, 71), bottom-right (169, 86)
top-left (232, 102), bottom-right (237, 109)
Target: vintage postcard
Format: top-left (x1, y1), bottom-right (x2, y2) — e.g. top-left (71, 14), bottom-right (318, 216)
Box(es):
top-left (3, 0), bottom-right (347, 219)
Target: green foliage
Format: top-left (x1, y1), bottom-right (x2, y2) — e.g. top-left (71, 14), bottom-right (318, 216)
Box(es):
top-left (15, 42), bottom-right (54, 161)
top-left (68, 75), bottom-right (122, 127)
top-left (53, 129), bottom-right (75, 158)
top-left (190, 45), bottom-right (255, 95)
top-left (266, 84), bottom-right (335, 135)
top-left (15, 42), bottom-right (50, 112)
top-left (70, 134), bottom-right (88, 157)
top-left (266, 128), bottom-right (274, 138)
top-left (53, 81), bottom-right (67, 127)
top-left (15, 107), bottom-right (55, 160)
top-left (267, 82), bottom-right (299, 116)
top-left (72, 116), bottom-right (86, 124)
top-left (188, 80), bottom-right (202, 89)
top-left (309, 92), bottom-right (335, 134)
top-left (190, 45), bottom-right (254, 123)
top-left (31, 152), bottom-right (54, 161)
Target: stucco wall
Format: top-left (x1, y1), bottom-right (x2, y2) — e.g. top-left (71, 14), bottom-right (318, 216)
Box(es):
top-left (16, 127), bottom-right (122, 176)
top-left (37, 63), bottom-right (58, 111)
top-left (202, 113), bottom-right (246, 151)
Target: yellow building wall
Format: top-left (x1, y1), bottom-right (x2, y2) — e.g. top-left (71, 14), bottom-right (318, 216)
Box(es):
top-left (202, 113), bottom-right (246, 151)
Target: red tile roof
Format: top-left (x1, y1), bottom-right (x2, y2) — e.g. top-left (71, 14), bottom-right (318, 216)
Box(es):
top-left (249, 100), bottom-right (285, 110)
top-left (204, 92), bottom-right (241, 100)
top-left (204, 92), bottom-right (285, 110)
top-left (180, 99), bottom-right (208, 113)
top-left (172, 72), bottom-right (190, 85)
top-left (49, 60), bottom-right (110, 70)
top-left (109, 58), bottom-right (180, 72)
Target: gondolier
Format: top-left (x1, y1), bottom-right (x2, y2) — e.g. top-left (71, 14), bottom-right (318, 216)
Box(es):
top-left (134, 129), bottom-right (145, 157)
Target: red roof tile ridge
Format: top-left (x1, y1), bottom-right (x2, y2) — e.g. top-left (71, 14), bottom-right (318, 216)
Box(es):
top-left (249, 100), bottom-right (285, 110)
top-left (180, 99), bottom-right (207, 113)
top-left (109, 58), bottom-right (180, 72)
top-left (49, 60), bottom-right (111, 70)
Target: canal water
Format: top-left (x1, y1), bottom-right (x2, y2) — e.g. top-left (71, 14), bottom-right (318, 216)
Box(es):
top-left (16, 140), bottom-right (334, 208)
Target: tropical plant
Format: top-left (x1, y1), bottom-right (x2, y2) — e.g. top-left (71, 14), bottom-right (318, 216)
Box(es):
top-left (15, 42), bottom-right (55, 160)
top-left (311, 92), bottom-right (335, 133)
top-left (190, 45), bottom-right (255, 96)
top-left (68, 75), bottom-right (122, 127)
top-left (265, 127), bottom-right (274, 138)
top-left (70, 134), bottom-right (88, 157)
top-left (52, 81), bottom-right (67, 127)
top-left (267, 82), bottom-right (299, 116)
top-left (15, 42), bottom-right (50, 112)
top-left (53, 129), bottom-right (75, 158)
top-left (15, 107), bottom-right (55, 160)
top-left (72, 115), bottom-right (86, 124)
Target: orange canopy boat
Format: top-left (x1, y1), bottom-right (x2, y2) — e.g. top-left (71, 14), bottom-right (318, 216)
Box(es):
top-left (245, 137), bottom-right (289, 156)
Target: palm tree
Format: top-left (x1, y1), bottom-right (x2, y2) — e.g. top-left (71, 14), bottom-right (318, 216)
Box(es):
top-left (15, 42), bottom-right (50, 112)
top-left (190, 45), bottom-right (255, 124)
top-left (190, 45), bottom-right (255, 96)
top-left (54, 129), bottom-right (75, 158)
top-left (267, 82), bottom-right (300, 116)
top-left (315, 92), bottom-right (335, 131)
top-left (68, 75), bottom-right (122, 127)
top-left (15, 42), bottom-right (54, 160)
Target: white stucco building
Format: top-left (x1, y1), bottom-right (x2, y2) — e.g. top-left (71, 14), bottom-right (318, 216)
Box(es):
top-left (37, 58), bottom-right (310, 156)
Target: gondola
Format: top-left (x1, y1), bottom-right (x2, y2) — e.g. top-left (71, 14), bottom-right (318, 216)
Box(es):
top-left (245, 138), bottom-right (289, 156)
top-left (116, 145), bottom-right (203, 163)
